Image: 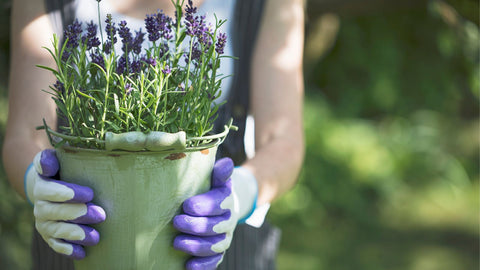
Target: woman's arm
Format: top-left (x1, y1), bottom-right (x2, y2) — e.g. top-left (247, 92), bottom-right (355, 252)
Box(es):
top-left (243, 0), bottom-right (305, 206)
top-left (2, 0), bottom-right (57, 198)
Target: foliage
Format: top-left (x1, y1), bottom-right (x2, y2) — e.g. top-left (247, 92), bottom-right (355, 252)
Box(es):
top-left (0, 85), bottom-right (34, 270)
top-left (269, 3), bottom-right (479, 270)
top-left (39, 0), bottom-right (229, 149)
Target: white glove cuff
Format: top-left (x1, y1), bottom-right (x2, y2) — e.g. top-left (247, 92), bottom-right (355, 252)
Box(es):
top-left (24, 163), bottom-right (36, 206)
top-left (231, 167), bottom-right (270, 228)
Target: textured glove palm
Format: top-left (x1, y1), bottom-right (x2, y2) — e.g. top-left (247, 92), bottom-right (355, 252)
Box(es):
top-left (173, 157), bottom-right (258, 270)
top-left (25, 149), bottom-right (106, 259)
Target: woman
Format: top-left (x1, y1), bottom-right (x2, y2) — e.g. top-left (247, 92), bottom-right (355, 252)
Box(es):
top-left (3, 0), bottom-right (304, 269)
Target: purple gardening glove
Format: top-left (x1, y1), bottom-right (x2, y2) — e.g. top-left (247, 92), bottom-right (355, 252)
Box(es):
top-left (24, 149), bottom-right (106, 259)
top-left (173, 158), bottom-right (259, 270)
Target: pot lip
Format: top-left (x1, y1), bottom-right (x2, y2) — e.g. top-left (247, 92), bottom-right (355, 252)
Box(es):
top-left (57, 144), bottom-right (218, 156)
top-left (40, 119), bottom-right (237, 152)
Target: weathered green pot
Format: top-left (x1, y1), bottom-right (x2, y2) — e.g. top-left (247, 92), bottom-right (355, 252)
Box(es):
top-left (56, 146), bottom-right (217, 270)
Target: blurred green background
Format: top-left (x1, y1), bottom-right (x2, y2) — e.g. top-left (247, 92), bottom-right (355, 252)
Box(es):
top-left (0, 0), bottom-right (478, 269)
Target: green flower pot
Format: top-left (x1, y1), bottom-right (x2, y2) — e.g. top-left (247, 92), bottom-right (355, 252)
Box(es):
top-left (56, 146), bottom-right (217, 270)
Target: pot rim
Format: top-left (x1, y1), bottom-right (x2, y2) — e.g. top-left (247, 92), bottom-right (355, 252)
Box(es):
top-left (40, 119), bottom-right (236, 153)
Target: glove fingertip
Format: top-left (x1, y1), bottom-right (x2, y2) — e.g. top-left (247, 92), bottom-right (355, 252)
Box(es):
top-left (86, 203), bottom-right (107, 223)
top-left (38, 149), bottom-right (59, 177)
top-left (69, 226), bottom-right (101, 246)
top-left (173, 234), bottom-right (189, 253)
top-left (212, 158), bottom-right (234, 187)
top-left (69, 245), bottom-right (86, 260)
top-left (186, 253), bottom-right (224, 270)
top-left (71, 203), bottom-right (106, 224)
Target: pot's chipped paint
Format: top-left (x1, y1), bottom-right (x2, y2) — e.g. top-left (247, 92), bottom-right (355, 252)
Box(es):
top-left (165, 153), bottom-right (187, 160)
top-left (64, 148), bottom-right (79, 154)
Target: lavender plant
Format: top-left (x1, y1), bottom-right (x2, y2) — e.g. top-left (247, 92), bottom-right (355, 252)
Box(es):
top-left (38, 0), bottom-right (232, 149)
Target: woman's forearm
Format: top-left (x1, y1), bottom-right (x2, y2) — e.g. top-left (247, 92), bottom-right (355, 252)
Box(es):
top-left (3, 0), bottom-right (57, 198)
top-left (245, 0), bottom-right (305, 205)
top-left (242, 133), bottom-right (304, 206)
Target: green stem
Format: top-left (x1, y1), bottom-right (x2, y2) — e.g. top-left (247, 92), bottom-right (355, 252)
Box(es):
top-left (154, 69), bottom-right (163, 130)
top-left (137, 73), bottom-right (146, 131)
top-left (100, 57), bottom-right (111, 139)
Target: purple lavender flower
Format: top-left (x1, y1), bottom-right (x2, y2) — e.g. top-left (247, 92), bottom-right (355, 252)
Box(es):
top-left (158, 12), bottom-right (173, 40)
top-left (104, 40), bottom-right (113, 54)
top-left (173, 7), bottom-right (180, 28)
top-left (156, 42), bottom-right (170, 58)
top-left (162, 65), bottom-right (171, 75)
top-left (215, 32), bottom-right (227, 54)
top-left (145, 11), bottom-right (173, 42)
top-left (132, 30), bottom-right (145, 55)
top-left (185, 0), bottom-right (197, 16)
top-left (192, 45), bottom-right (202, 61)
top-left (61, 19), bottom-right (83, 61)
top-left (104, 14), bottom-right (117, 54)
top-left (145, 14), bottom-right (161, 42)
top-left (62, 51), bottom-right (71, 61)
top-left (53, 80), bottom-right (65, 92)
top-left (91, 51), bottom-right (105, 70)
top-left (185, 0), bottom-right (198, 36)
top-left (207, 91), bottom-right (215, 100)
top-left (105, 14), bottom-right (117, 37)
top-left (185, 1), bottom-right (212, 47)
top-left (64, 19), bottom-right (83, 49)
top-left (117, 55), bottom-right (128, 74)
top-left (184, 43), bottom-right (202, 66)
top-left (118, 20), bottom-right (133, 53)
top-left (131, 59), bottom-right (142, 73)
top-left (84, 21), bottom-right (101, 50)
top-left (146, 57), bottom-right (157, 67)
top-left (196, 15), bottom-right (211, 46)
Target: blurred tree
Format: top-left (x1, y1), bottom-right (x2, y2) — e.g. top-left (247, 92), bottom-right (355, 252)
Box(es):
top-left (0, 0), bottom-right (10, 85)
top-left (271, 1), bottom-right (479, 269)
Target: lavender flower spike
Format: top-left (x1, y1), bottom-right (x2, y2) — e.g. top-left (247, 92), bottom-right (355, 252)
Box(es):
top-left (64, 19), bottom-right (83, 49)
top-left (118, 20), bottom-right (133, 53)
top-left (85, 21), bottom-right (101, 50)
top-left (185, 0), bottom-right (198, 36)
top-left (132, 30), bottom-right (145, 55)
top-left (158, 11), bottom-right (173, 40)
top-left (145, 13), bottom-right (161, 42)
top-left (104, 14), bottom-right (117, 54)
top-left (215, 32), bottom-right (227, 55)
top-left (91, 51), bottom-right (105, 70)
top-left (117, 55), bottom-right (128, 74)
